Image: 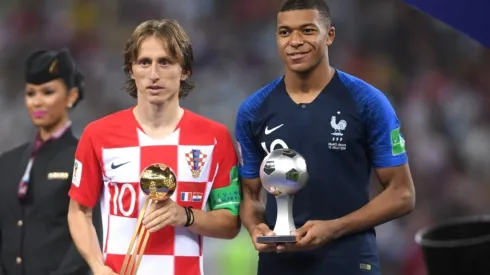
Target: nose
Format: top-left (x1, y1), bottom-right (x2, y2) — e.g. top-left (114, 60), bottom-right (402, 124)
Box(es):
top-left (289, 31), bottom-right (304, 48)
top-left (31, 94), bottom-right (43, 107)
top-left (149, 64), bottom-right (159, 82)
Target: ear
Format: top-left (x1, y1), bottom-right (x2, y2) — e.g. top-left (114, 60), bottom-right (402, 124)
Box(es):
top-left (129, 68), bottom-right (135, 80)
top-left (67, 87), bottom-right (79, 108)
top-left (181, 70), bottom-right (189, 81)
top-left (326, 26), bottom-right (336, 46)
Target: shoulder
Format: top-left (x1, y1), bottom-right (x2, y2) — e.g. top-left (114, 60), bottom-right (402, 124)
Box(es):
top-left (82, 108), bottom-right (132, 137)
top-left (184, 110), bottom-right (230, 138)
top-left (237, 77), bottom-right (283, 121)
top-left (337, 70), bottom-right (395, 113)
top-left (0, 143), bottom-right (30, 161)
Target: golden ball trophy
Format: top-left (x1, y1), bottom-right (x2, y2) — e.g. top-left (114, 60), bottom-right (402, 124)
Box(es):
top-left (119, 163), bottom-right (177, 275)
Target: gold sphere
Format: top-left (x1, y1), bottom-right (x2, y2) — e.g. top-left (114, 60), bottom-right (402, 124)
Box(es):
top-left (139, 163), bottom-right (177, 201)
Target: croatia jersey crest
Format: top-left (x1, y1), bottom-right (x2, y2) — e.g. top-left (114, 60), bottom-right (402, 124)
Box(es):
top-left (185, 149), bottom-right (208, 178)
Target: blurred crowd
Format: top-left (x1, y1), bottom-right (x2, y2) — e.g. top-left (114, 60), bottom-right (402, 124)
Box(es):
top-left (0, 0), bottom-right (489, 274)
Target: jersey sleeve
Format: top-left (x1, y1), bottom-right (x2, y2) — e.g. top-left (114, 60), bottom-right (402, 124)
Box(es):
top-left (364, 90), bottom-right (408, 168)
top-left (235, 103), bottom-right (262, 179)
top-left (68, 124), bottom-right (103, 208)
top-left (207, 127), bottom-right (241, 216)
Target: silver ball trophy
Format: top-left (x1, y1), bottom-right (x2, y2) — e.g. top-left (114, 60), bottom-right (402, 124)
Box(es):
top-left (256, 148), bottom-right (309, 244)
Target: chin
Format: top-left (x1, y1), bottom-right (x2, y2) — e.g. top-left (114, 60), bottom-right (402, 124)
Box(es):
top-left (144, 92), bottom-right (178, 105)
top-left (288, 64), bottom-right (315, 74)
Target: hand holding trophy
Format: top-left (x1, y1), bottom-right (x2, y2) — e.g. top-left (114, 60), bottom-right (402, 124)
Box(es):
top-left (256, 148), bottom-right (308, 244)
top-left (119, 163), bottom-right (177, 275)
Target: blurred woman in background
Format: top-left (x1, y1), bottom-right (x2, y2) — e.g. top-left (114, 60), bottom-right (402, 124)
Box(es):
top-left (0, 49), bottom-right (91, 275)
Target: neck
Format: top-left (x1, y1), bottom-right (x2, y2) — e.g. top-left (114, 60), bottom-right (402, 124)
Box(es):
top-left (134, 95), bottom-right (182, 129)
top-left (38, 116), bottom-right (69, 141)
top-left (284, 57), bottom-right (334, 94)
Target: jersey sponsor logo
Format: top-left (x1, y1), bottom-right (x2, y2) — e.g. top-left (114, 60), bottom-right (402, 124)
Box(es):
top-left (111, 160), bottom-right (131, 170)
top-left (185, 149), bottom-right (208, 178)
top-left (390, 127), bottom-right (406, 155)
top-left (72, 159), bottom-right (82, 187)
top-left (264, 124), bottom-right (284, 135)
top-left (328, 111), bottom-right (347, 150)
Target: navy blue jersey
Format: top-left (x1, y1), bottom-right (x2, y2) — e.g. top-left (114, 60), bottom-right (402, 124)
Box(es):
top-left (235, 70), bottom-right (408, 275)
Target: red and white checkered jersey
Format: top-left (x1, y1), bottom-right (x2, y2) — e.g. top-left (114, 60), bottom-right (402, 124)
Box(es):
top-left (68, 108), bottom-right (238, 275)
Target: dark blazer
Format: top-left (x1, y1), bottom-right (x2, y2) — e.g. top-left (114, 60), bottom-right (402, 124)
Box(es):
top-left (0, 128), bottom-right (96, 275)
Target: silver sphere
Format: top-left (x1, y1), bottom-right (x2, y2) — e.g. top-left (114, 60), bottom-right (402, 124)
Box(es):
top-left (259, 148), bottom-right (308, 196)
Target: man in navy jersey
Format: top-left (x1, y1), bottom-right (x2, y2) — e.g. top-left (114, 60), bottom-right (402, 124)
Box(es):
top-left (235, 0), bottom-right (416, 274)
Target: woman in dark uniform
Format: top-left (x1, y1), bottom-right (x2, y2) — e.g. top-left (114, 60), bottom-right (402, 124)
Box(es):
top-left (0, 49), bottom-right (90, 275)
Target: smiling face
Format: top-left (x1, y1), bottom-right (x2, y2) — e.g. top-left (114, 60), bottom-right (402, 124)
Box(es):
top-left (130, 35), bottom-right (188, 105)
top-left (276, 9), bottom-right (335, 74)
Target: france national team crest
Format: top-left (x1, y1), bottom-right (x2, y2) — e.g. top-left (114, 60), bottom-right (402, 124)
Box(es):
top-left (328, 111), bottom-right (347, 151)
top-left (185, 149), bottom-right (208, 178)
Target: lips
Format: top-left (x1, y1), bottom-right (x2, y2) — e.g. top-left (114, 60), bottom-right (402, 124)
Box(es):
top-left (287, 51), bottom-right (310, 61)
top-left (147, 85), bottom-right (163, 90)
top-left (32, 111), bottom-right (47, 118)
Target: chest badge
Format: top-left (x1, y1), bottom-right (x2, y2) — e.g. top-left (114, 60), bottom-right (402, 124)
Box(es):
top-left (329, 111), bottom-right (347, 151)
top-left (185, 149), bottom-right (208, 178)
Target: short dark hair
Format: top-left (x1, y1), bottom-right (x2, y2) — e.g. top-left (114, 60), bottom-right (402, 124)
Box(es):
top-left (123, 19), bottom-right (195, 99)
top-left (279, 0), bottom-right (332, 25)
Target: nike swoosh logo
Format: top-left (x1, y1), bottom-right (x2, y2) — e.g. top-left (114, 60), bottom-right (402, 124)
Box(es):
top-left (265, 124), bottom-right (284, 135)
top-left (111, 161), bottom-right (130, 169)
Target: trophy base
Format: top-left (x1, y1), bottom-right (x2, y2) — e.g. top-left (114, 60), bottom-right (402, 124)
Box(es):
top-left (256, 235), bottom-right (297, 244)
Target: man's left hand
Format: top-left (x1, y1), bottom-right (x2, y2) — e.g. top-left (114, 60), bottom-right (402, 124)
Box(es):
top-left (276, 220), bottom-right (341, 253)
top-left (142, 199), bottom-right (187, 232)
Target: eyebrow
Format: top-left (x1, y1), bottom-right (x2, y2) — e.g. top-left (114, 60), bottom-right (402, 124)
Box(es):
top-left (277, 23), bottom-right (318, 29)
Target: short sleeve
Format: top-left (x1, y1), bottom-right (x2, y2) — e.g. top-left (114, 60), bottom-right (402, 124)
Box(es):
top-left (364, 91), bottom-right (408, 168)
top-left (68, 124), bottom-right (103, 208)
top-left (207, 127), bottom-right (240, 215)
top-left (235, 104), bottom-right (262, 179)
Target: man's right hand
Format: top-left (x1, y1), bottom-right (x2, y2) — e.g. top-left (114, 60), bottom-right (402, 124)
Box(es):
top-left (250, 223), bottom-right (277, 252)
top-left (93, 265), bottom-right (118, 275)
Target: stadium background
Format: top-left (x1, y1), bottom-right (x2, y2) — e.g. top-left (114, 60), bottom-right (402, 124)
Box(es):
top-left (0, 0), bottom-right (489, 274)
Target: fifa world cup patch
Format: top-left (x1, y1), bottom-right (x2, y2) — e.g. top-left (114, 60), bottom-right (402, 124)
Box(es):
top-left (72, 159), bottom-right (82, 187)
top-left (185, 149), bottom-right (208, 178)
top-left (390, 128), bottom-right (406, 156)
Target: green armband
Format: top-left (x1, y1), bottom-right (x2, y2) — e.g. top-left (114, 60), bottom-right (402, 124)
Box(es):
top-left (209, 166), bottom-right (241, 216)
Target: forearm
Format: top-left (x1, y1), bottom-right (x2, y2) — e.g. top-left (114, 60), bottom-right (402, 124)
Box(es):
top-left (335, 186), bottom-right (414, 238)
top-left (240, 198), bottom-right (266, 232)
top-left (68, 209), bottom-right (104, 272)
top-left (188, 209), bottom-right (240, 239)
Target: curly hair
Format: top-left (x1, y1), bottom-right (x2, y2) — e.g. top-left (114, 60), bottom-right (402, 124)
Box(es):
top-left (123, 19), bottom-right (195, 99)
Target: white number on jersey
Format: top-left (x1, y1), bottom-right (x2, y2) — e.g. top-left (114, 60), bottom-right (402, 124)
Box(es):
top-left (110, 182), bottom-right (136, 217)
top-left (261, 139), bottom-right (289, 154)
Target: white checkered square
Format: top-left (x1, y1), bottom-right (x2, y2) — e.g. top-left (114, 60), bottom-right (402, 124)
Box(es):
top-left (136, 255), bottom-right (174, 275)
top-left (106, 215), bottom-right (137, 255)
top-left (177, 145), bottom-right (215, 182)
top-left (174, 227), bottom-right (200, 256)
top-left (138, 129), bottom-right (180, 146)
top-left (102, 147), bottom-right (141, 183)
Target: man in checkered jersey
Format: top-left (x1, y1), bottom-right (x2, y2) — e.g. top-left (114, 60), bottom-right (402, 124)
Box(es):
top-left (67, 19), bottom-right (241, 275)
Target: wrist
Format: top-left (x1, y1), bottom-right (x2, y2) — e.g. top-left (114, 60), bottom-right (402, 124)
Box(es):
top-left (183, 206), bottom-right (195, 227)
top-left (330, 218), bottom-right (347, 239)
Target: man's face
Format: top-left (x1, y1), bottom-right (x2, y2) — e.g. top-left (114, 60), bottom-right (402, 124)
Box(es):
top-left (130, 35), bottom-right (188, 105)
top-left (276, 9), bottom-right (335, 74)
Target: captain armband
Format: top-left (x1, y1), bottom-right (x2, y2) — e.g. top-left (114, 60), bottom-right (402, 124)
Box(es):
top-left (208, 166), bottom-right (241, 216)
